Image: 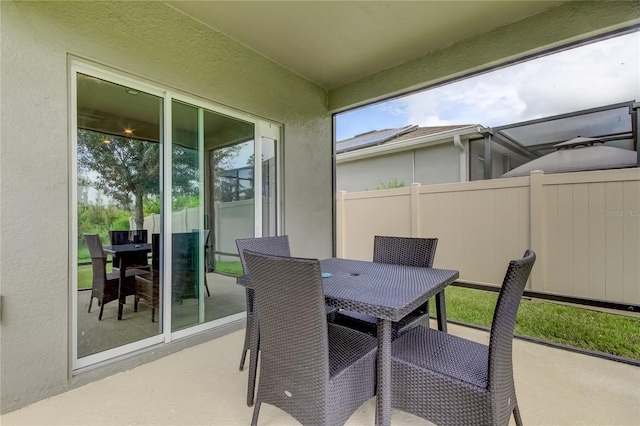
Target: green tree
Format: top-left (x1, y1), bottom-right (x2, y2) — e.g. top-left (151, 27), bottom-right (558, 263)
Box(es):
top-left (79, 129), bottom-right (243, 228)
top-left (78, 130), bottom-right (164, 229)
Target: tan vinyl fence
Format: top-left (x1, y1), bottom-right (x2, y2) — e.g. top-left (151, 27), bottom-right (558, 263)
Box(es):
top-left (135, 200), bottom-right (255, 261)
top-left (337, 169), bottom-right (640, 305)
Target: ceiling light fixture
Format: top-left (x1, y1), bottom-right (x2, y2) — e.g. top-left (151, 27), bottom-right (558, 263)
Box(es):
top-left (124, 88), bottom-right (139, 95)
top-left (103, 139), bottom-right (111, 144)
top-left (124, 129), bottom-right (133, 135)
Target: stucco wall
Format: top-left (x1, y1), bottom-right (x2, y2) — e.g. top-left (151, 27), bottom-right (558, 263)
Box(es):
top-left (0, 1), bottom-right (330, 412)
top-left (328, 1), bottom-right (640, 111)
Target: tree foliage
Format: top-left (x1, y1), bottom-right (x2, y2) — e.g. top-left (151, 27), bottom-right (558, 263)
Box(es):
top-left (374, 178), bottom-right (405, 190)
top-left (77, 128), bottom-right (244, 233)
top-left (78, 130), bottom-right (164, 228)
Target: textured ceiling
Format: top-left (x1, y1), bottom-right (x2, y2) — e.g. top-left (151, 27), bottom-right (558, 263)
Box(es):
top-left (167, 1), bottom-right (565, 89)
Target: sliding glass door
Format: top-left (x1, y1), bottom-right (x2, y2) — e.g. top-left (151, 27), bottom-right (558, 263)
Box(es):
top-left (72, 61), bottom-right (281, 368)
top-left (74, 72), bottom-right (164, 364)
top-left (170, 100), bottom-right (256, 330)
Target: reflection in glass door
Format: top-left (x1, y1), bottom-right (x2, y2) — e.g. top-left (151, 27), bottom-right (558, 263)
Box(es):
top-left (171, 100), bottom-right (255, 330)
top-left (73, 63), bottom-right (282, 367)
top-left (75, 73), bottom-right (163, 361)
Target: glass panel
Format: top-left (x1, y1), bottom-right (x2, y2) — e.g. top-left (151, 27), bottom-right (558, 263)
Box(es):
top-left (261, 137), bottom-right (278, 237)
top-left (76, 73), bottom-right (162, 358)
top-left (170, 101), bottom-right (254, 329)
top-left (206, 109), bottom-right (255, 321)
top-left (498, 106), bottom-right (632, 148)
top-left (171, 100), bottom-right (204, 331)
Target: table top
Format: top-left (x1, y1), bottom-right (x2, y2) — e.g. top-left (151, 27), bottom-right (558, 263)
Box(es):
top-left (103, 243), bottom-right (152, 254)
top-left (320, 258), bottom-right (458, 321)
top-left (237, 257), bottom-right (459, 322)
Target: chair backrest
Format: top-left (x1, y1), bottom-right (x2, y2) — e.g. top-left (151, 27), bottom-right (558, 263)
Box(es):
top-left (487, 249), bottom-right (536, 422)
top-left (172, 232), bottom-right (200, 300)
top-left (192, 229), bottom-right (211, 247)
top-left (109, 230), bottom-right (132, 246)
top-left (235, 236), bottom-right (291, 275)
top-left (85, 233), bottom-right (106, 259)
top-left (84, 234), bottom-right (107, 285)
top-left (244, 251), bottom-right (330, 404)
top-left (373, 236), bottom-right (438, 268)
top-left (151, 233), bottom-right (160, 271)
top-left (131, 229), bottom-right (148, 244)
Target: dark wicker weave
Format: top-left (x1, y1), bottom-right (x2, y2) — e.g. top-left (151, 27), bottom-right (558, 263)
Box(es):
top-left (391, 249), bottom-right (536, 426)
top-left (84, 234), bottom-right (146, 320)
top-left (334, 236), bottom-right (445, 338)
top-left (134, 233), bottom-right (160, 322)
top-left (235, 236), bottom-right (292, 406)
top-left (244, 251), bottom-right (377, 426)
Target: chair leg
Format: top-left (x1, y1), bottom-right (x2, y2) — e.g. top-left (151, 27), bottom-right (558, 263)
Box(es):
top-left (435, 290), bottom-right (448, 333)
top-left (247, 321), bottom-right (260, 407)
top-left (98, 302), bottom-right (105, 321)
top-left (134, 297), bottom-right (139, 312)
top-left (513, 404), bottom-right (523, 426)
top-left (251, 401), bottom-right (261, 426)
top-left (151, 307), bottom-right (155, 323)
top-left (88, 296), bottom-right (94, 313)
top-left (239, 314), bottom-right (254, 371)
top-left (204, 274), bottom-right (211, 297)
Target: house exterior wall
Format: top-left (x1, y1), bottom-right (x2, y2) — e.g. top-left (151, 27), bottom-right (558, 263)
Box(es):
top-left (337, 151), bottom-right (414, 192)
top-left (0, 1), bottom-right (330, 412)
top-left (337, 143), bottom-right (461, 192)
top-left (413, 144), bottom-right (460, 184)
top-left (328, 1), bottom-right (640, 111)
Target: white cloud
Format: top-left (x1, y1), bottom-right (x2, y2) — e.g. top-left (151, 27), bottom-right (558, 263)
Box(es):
top-left (389, 31), bottom-right (640, 128)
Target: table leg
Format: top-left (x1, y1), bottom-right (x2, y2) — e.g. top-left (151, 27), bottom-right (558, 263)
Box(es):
top-left (376, 318), bottom-right (392, 426)
top-left (118, 258), bottom-right (126, 320)
top-left (435, 290), bottom-right (447, 333)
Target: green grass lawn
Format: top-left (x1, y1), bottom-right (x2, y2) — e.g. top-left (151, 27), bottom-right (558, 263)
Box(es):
top-left (444, 286), bottom-right (640, 360)
top-left (213, 260), bottom-right (244, 276)
top-left (78, 264), bottom-right (93, 289)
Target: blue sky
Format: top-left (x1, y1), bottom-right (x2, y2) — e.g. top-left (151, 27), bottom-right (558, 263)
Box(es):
top-left (336, 31), bottom-right (640, 141)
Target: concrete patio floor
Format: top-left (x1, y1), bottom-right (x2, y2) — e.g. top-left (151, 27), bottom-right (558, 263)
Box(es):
top-left (2, 322), bottom-right (639, 425)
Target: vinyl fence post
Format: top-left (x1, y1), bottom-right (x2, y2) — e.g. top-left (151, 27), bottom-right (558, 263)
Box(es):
top-left (530, 170), bottom-right (544, 291)
top-left (337, 191), bottom-right (346, 258)
top-left (411, 182), bottom-right (421, 237)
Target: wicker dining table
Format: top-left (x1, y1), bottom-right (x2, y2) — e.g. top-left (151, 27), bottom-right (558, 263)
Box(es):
top-left (103, 243), bottom-right (152, 320)
top-left (239, 257), bottom-right (459, 426)
top-left (320, 258), bottom-right (458, 426)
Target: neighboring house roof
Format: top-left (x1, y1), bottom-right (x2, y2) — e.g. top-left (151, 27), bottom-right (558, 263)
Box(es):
top-left (336, 124), bottom-right (472, 154)
top-left (336, 124), bottom-right (485, 164)
top-left (501, 137), bottom-right (637, 177)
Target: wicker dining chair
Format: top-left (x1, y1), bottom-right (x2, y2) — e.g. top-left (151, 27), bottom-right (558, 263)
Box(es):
top-left (191, 229), bottom-right (211, 297)
top-left (236, 236), bottom-right (340, 406)
top-left (84, 234), bottom-right (147, 320)
top-left (244, 251), bottom-right (377, 426)
top-left (134, 233), bottom-right (160, 322)
top-left (391, 249), bottom-right (536, 426)
top-left (236, 236), bottom-right (291, 370)
top-left (333, 236), bottom-right (442, 338)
